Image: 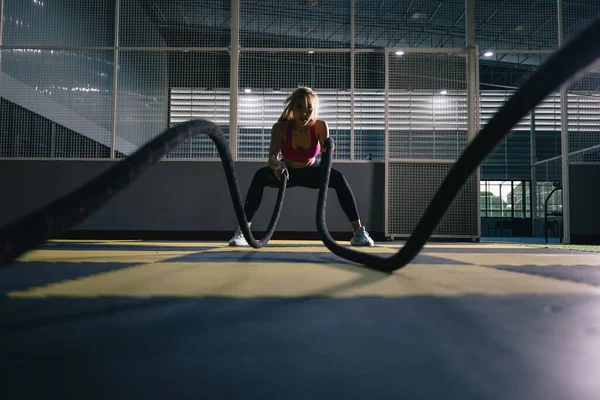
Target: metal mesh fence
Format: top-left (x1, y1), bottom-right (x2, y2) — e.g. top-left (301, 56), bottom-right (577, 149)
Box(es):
top-left (156, 51), bottom-right (230, 159)
top-left (1, 0), bottom-right (115, 47)
top-left (567, 76), bottom-right (600, 164)
top-left (387, 162), bottom-right (478, 237)
top-left (0, 48), bottom-right (114, 158)
top-left (387, 51), bottom-right (468, 161)
top-left (535, 180), bottom-right (562, 218)
top-left (115, 50), bottom-right (168, 158)
top-left (120, 0), bottom-right (231, 48)
top-left (475, 0), bottom-right (558, 51)
top-left (563, 0), bottom-right (600, 42)
top-left (169, 88), bottom-right (230, 159)
top-left (0, 0), bottom-right (593, 164)
top-left (354, 0), bottom-right (466, 49)
top-left (354, 51), bottom-right (385, 160)
top-left (238, 51), bottom-right (350, 160)
top-left (240, 0), bottom-right (351, 49)
top-left (386, 49), bottom-right (477, 238)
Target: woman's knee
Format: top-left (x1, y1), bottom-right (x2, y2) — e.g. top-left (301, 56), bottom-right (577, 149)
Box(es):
top-left (251, 166), bottom-right (273, 184)
top-left (329, 168), bottom-right (348, 188)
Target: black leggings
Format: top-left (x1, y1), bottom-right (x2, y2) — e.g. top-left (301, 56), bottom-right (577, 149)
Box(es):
top-left (244, 162), bottom-right (360, 223)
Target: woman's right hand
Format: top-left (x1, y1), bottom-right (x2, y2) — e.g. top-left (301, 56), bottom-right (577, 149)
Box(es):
top-left (274, 162), bottom-right (288, 181)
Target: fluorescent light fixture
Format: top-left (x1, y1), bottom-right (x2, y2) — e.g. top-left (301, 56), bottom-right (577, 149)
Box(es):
top-left (484, 51), bottom-right (494, 57)
top-left (244, 88), bottom-right (252, 93)
top-left (440, 90), bottom-right (448, 95)
top-left (395, 51), bottom-right (405, 56)
top-left (308, 51), bottom-right (315, 54)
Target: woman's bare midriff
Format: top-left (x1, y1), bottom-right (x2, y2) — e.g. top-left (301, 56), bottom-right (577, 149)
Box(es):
top-left (282, 157), bottom-right (317, 169)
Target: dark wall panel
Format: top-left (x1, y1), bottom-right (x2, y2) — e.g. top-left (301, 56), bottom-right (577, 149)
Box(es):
top-left (0, 160), bottom-right (385, 236)
top-left (569, 164), bottom-right (600, 244)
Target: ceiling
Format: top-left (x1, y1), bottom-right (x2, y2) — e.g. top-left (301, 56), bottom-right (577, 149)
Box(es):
top-left (137, 0), bottom-right (600, 89)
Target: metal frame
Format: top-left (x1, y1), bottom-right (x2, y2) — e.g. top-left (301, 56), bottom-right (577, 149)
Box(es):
top-left (229, 0), bottom-right (240, 161)
top-left (383, 48), bottom-right (390, 237)
top-left (383, 44), bottom-right (474, 240)
top-left (110, 0), bottom-right (121, 159)
top-left (530, 108), bottom-right (537, 235)
top-left (558, 0), bottom-right (571, 244)
top-left (466, 0), bottom-right (480, 241)
top-left (383, 0), bottom-right (478, 241)
top-left (349, 0), bottom-right (355, 161)
top-left (0, 0), bottom-right (4, 69)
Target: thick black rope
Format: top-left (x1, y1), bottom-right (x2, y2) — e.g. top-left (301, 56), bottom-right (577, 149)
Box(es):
top-left (1, 17), bottom-right (599, 269)
top-left (0, 120), bottom-right (286, 266)
top-left (317, 17), bottom-right (600, 272)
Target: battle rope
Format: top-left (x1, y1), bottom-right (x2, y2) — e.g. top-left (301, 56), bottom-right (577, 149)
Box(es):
top-left (0, 120), bottom-right (286, 266)
top-left (317, 17), bottom-right (600, 272)
top-left (1, 17), bottom-right (599, 270)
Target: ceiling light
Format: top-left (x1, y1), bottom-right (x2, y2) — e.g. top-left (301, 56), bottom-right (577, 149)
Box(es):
top-left (395, 51), bottom-right (404, 56)
top-left (484, 51), bottom-right (494, 57)
top-left (308, 51), bottom-right (315, 54)
top-left (244, 88), bottom-right (251, 93)
top-left (440, 90), bottom-right (448, 95)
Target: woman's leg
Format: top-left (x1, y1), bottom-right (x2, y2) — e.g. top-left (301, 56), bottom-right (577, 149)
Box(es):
top-left (244, 166), bottom-right (281, 223)
top-left (292, 166), bottom-right (360, 227)
top-left (229, 166), bottom-right (280, 246)
top-left (327, 168), bottom-right (361, 228)
top-left (293, 165), bottom-right (374, 246)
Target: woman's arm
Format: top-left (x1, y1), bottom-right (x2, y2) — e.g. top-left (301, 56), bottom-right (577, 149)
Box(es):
top-left (267, 123), bottom-right (287, 179)
top-left (267, 123), bottom-right (283, 170)
top-left (317, 120), bottom-right (329, 152)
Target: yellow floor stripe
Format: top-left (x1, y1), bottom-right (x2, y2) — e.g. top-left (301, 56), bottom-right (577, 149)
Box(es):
top-left (17, 250), bottom-right (198, 263)
top-left (47, 241), bottom-right (228, 248)
top-left (440, 252), bottom-right (600, 266)
top-left (47, 240), bottom-right (537, 250)
top-left (381, 243), bottom-right (528, 249)
top-left (9, 261), bottom-right (600, 299)
top-left (205, 245), bottom-right (399, 253)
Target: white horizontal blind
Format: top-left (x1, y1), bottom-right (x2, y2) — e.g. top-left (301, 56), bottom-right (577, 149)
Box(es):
top-left (168, 88), bottom-right (230, 159)
top-left (387, 90), bottom-right (468, 160)
top-left (480, 91), bottom-right (561, 132)
top-left (170, 88), bottom-right (231, 126)
top-left (354, 90), bottom-right (385, 160)
top-left (167, 88), bottom-right (600, 160)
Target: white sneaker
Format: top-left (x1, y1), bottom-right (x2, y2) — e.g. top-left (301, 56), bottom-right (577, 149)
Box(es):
top-left (351, 226), bottom-right (375, 246)
top-left (228, 229), bottom-right (249, 246)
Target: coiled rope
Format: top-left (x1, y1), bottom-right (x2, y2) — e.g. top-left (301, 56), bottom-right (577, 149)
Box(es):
top-left (1, 17), bottom-right (599, 270)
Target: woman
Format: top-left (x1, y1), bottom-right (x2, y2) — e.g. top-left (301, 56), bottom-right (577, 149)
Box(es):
top-left (229, 87), bottom-right (374, 247)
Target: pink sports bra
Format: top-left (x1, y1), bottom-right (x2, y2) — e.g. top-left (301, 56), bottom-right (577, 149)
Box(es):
top-left (281, 121), bottom-right (321, 162)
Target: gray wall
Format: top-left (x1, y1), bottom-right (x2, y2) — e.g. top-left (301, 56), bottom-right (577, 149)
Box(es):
top-left (570, 164), bottom-right (600, 244)
top-left (0, 160), bottom-right (385, 237)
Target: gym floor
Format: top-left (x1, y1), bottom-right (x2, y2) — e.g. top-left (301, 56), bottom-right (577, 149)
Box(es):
top-left (1, 239), bottom-right (600, 399)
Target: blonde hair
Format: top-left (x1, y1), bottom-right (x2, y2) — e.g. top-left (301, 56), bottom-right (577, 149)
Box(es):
top-left (278, 87), bottom-right (319, 124)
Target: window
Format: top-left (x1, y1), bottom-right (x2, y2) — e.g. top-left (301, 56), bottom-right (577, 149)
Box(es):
top-left (535, 181), bottom-right (562, 218)
top-left (480, 180), bottom-right (531, 218)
